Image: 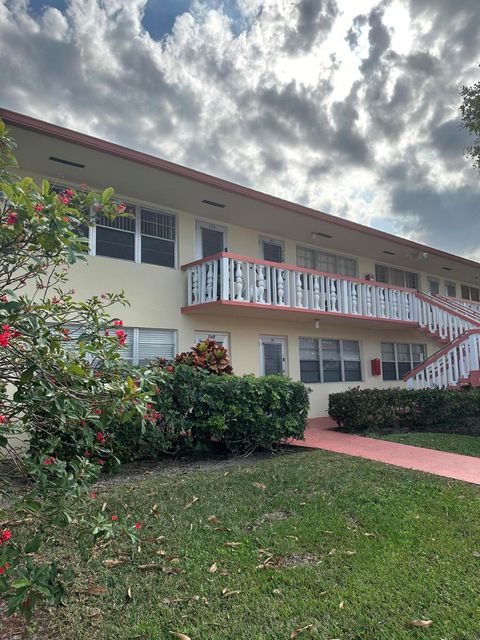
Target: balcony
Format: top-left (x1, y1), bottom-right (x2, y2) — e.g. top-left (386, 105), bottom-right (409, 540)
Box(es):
top-left (181, 253), bottom-right (420, 327)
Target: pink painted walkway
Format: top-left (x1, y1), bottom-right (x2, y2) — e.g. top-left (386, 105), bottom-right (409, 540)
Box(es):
top-left (289, 418), bottom-right (480, 485)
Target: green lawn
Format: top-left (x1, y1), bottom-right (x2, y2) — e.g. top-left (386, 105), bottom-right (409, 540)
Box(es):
top-left (373, 432), bottom-right (480, 457)
top-left (6, 450), bottom-right (480, 640)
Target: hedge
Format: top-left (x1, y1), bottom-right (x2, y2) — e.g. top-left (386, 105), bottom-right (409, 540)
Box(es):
top-left (189, 374), bottom-right (309, 454)
top-left (110, 366), bottom-right (310, 460)
top-left (328, 387), bottom-right (480, 435)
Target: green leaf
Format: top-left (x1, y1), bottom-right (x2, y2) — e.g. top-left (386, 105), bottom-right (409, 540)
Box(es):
top-left (24, 536), bottom-right (42, 554)
top-left (11, 578), bottom-right (31, 589)
top-left (101, 187), bottom-right (114, 204)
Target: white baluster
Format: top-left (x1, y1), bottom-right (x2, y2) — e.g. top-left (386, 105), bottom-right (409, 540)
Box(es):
top-left (366, 286), bottom-right (372, 315)
top-left (392, 290), bottom-right (398, 319)
top-left (313, 276), bottom-right (320, 309)
top-left (256, 265), bottom-right (265, 303)
top-left (192, 267), bottom-right (199, 304)
top-left (330, 280), bottom-right (337, 311)
top-left (206, 262), bottom-right (214, 301)
top-left (277, 269), bottom-right (285, 305)
top-left (405, 293), bottom-right (410, 320)
top-left (234, 261), bottom-right (244, 300)
top-left (351, 283), bottom-right (358, 314)
top-left (296, 272), bottom-right (303, 307)
top-left (379, 289), bottom-right (386, 316)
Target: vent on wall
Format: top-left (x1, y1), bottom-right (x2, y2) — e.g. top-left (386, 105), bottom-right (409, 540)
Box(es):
top-left (201, 199), bottom-right (226, 208)
top-left (49, 156), bottom-right (86, 168)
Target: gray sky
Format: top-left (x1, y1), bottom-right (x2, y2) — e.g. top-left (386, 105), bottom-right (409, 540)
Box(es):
top-left (1, 0), bottom-right (479, 257)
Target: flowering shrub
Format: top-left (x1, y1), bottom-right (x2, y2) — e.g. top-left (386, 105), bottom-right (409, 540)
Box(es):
top-left (0, 119), bottom-right (154, 618)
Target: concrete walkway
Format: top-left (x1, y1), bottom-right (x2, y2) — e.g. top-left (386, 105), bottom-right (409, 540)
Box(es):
top-left (289, 418), bottom-right (480, 485)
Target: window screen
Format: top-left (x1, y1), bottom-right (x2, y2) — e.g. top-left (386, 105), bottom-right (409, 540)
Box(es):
top-left (299, 337), bottom-right (361, 383)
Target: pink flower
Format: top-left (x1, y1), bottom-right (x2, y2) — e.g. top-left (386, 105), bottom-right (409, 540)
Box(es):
top-left (0, 295), bottom-right (7, 303)
top-left (116, 203), bottom-right (126, 213)
top-left (115, 330), bottom-right (127, 347)
top-left (134, 522), bottom-right (141, 530)
top-left (0, 415), bottom-right (6, 424)
top-left (6, 211), bottom-right (17, 225)
top-left (111, 515), bottom-right (118, 522)
top-left (113, 319), bottom-right (123, 327)
top-left (33, 204), bottom-right (44, 212)
top-left (0, 530), bottom-right (12, 545)
top-left (43, 456), bottom-right (56, 465)
top-left (89, 492), bottom-right (97, 499)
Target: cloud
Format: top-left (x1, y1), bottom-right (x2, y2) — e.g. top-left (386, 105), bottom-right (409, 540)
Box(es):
top-left (0, 0), bottom-right (479, 259)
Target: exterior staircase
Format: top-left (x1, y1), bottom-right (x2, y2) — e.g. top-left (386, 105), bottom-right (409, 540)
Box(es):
top-left (404, 294), bottom-right (480, 390)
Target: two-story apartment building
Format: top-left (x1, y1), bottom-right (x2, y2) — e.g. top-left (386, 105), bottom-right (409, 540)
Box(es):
top-left (3, 108), bottom-right (480, 417)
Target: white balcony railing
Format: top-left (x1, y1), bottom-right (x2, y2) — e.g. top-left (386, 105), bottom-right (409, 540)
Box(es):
top-left (183, 253), bottom-right (421, 321)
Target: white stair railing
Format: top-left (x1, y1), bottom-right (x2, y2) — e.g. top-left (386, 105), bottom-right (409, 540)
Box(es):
top-left (405, 329), bottom-right (480, 390)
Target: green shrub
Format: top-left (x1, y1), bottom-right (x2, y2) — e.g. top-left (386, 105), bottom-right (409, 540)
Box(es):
top-left (328, 387), bottom-right (480, 435)
top-left (189, 375), bottom-right (309, 454)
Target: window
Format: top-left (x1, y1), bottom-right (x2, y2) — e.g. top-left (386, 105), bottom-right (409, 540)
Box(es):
top-left (381, 342), bottom-right (425, 381)
top-left (375, 264), bottom-right (419, 289)
top-left (445, 281), bottom-right (457, 297)
top-left (95, 205), bottom-right (176, 267)
top-left (428, 278), bottom-right (440, 295)
top-left (58, 325), bottom-right (175, 367)
top-left (96, 205), bottom-right (136, 261)
top-left (297, 246), bottom-right (356, 277)
top-left (194, 331), bottom-right (230, 354)
top-left (141, 209), bottom-right (176, 266)
top-left (461, 284), bottom-right (480, 301)
top-left (261, 237), bottom-right (284, 263)
top-left (50, 184), bottom-right (90, 248)
top-left (260, 336), bottom-right (287, 376)
top-left (299, 337), bottom-right (361, 383)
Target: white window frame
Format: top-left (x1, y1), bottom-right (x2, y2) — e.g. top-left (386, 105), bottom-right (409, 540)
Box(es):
top-left (259, 335), bottom-right (288, 376)
top-left (445, 281), bottom-right (457, 297)
top-left (195, 220), bottom-right (228, 259)
top-left (127, 328), bottom-right (177, 366)
top-left (299, 337), bottom-right (362, 384)
top-left (296, 243), bottom-right (358, 277)
top-left (381, 342), bottom-right (426, 381)
top-left (260, 236), bottom-right (285, 263)
top-left (428, 277), bottom-right (440, 295)
top-left (90, 202), bottom-right (177, 268)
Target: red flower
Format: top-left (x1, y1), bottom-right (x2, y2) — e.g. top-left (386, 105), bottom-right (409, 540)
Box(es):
top-left (0, 563), bottom-right (9, 575)
top-left (84, 450), bottom-right (91, 457)
top-left (96, 431), bottom-right (106, 444)
top-left (94, 408), bottom-right (102, 415)
top-left (0, 530), bottom-right (12, 545)
top-left (115, 330), bottom-right (127, 347)
top-left (97, 459), bottom-right (105, 466)
top-left (166, 365), bottom-right (174, 373)
top-left (43, 456), bottom-right (56, 465)
top-left (0, 295), bottom-right (7, 303)
top-left (33, 204), bottom-right (44, 212)
top-left (63, 216), bottom-right (70, 222)
top-left (89, 492), bottom-right (97, 499)
top-left (6, 211), bottom-right (17, 225)
top-left (104, 330), bottom-right (110, 337)
top-left (113, 319), bottom-right (123, 327)
top-left (0, 415), bottom-right (6, 424)
top-left (134, 522), bottom-right (141, 529)
top-left (111, 515), bottom-right (118, 521)
top-left (116, 203), bottom-right (126, 213)
top-left (65, 189), bottom-right (74, 197)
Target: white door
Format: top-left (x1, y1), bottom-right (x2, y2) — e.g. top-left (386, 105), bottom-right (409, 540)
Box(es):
top-left (259, 336), bottom-right (287, 376)
top-left (196, 220), bottom-right (228, 259)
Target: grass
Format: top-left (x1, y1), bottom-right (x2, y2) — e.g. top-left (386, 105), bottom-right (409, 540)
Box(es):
top-left (7, 450), bottom-right (480, 640)
top-left (372, 431), bottom-right (480, 457)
